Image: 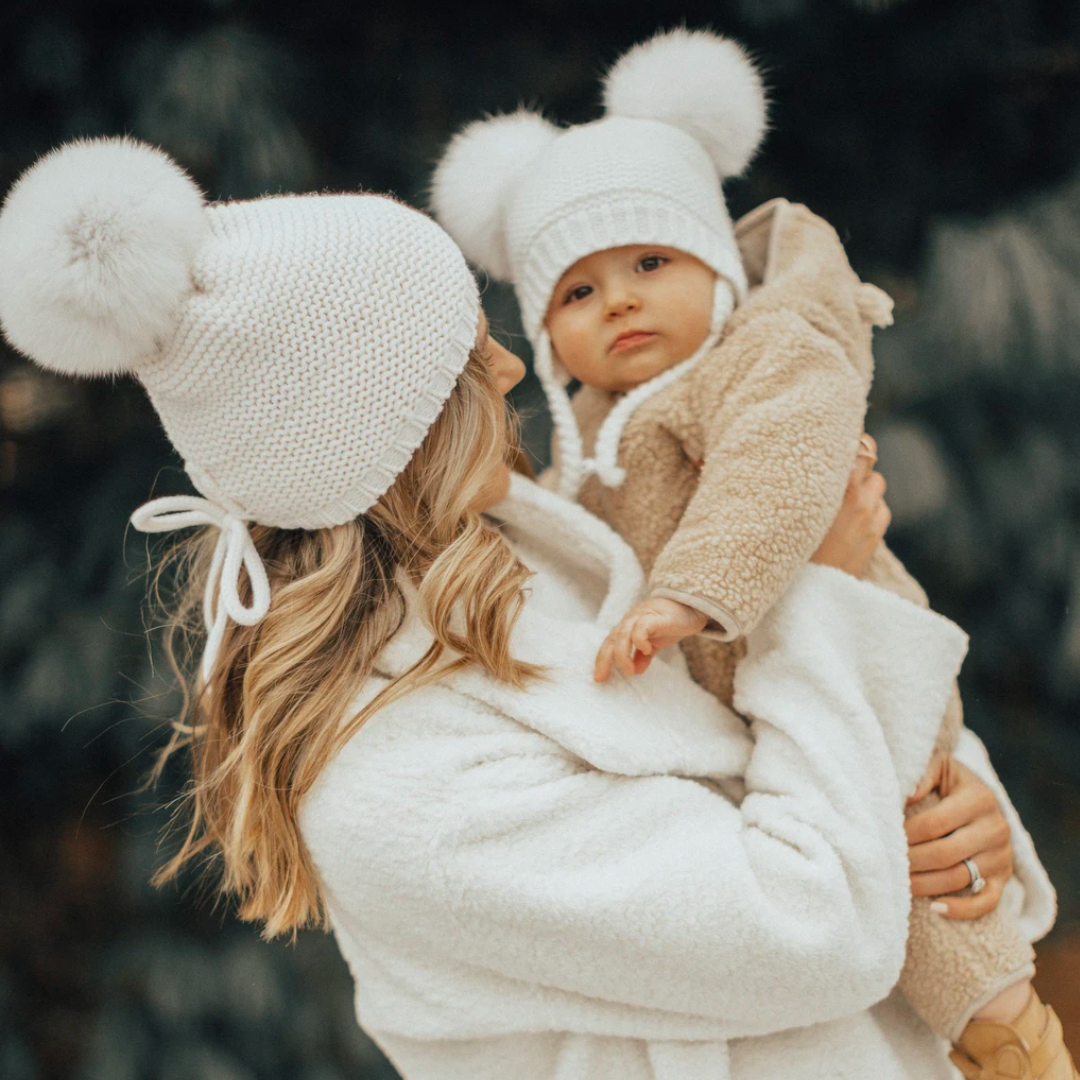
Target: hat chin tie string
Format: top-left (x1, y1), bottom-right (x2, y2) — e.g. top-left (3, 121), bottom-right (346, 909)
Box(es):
top-left (130, 496), bottom-right (271, 682)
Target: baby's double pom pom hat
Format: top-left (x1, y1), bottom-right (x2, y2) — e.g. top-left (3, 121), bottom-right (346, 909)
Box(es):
top-left (431, 27), bottom-right (768, 498)
top-left (0, 140), bottom-right (480, 675)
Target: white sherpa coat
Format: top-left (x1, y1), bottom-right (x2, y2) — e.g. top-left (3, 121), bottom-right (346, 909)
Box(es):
top-left (300, 475), bottom-right (1055, 1080)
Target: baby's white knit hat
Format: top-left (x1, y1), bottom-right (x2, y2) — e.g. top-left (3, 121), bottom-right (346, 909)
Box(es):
top-left (0, 137), bottom-right (480, 675)
top-left (432, 29), bottom-right (767, 497)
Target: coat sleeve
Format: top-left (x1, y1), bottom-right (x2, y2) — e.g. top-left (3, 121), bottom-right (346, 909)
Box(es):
top-left (649, 309), bottom-right (868, 640)
top-left (420, 567), bottom-right (967, 1039)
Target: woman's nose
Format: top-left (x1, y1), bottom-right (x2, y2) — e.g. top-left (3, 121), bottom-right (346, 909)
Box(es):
top-left (488, 339), bottom-right (526, 395)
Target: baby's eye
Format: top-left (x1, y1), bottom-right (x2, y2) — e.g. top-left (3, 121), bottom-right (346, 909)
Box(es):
top-left (563, 284), bottom-right (593, 305)
top-left (637, 254), bottom-right (669, 273)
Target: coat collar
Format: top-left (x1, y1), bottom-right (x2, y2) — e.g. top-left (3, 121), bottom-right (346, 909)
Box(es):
top-left (377, 473), bottom-right (753, 782)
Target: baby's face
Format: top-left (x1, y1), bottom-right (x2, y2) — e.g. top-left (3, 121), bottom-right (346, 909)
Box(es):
top-left (544, 245), bottom-right (716, 393)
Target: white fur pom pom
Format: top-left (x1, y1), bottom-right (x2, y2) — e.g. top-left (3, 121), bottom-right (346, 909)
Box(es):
top-left (0, 137), bottom-right (206, 378)
top-left (430, 110), bottom-right (559, 280)
top-left (602, 28), bottom-right (767, 179)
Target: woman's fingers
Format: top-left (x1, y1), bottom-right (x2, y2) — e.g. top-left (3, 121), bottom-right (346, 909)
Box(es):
top-left (908, 813), bottom-right (1010, 874)
top-left (910, 843), bottom-right (1012, 897)
top-left (907, 751), bottom-right (950, 806)
top-left (931, 877), bottom-right (1006, 920)
top-left (859, 471), bottom-right (886, 518)
top-left (905, 758), bottom-right (1016, 920)
top-left (870, 500), bottom-right (891, 539)
top-left (905, 771), bottom-right (997, 845)
top-left (852, 433), bottom-right (877, 482)
top-left (907, 774), bottom-right (937, 808)
top-left (910, 863), bottom-right (975, 898)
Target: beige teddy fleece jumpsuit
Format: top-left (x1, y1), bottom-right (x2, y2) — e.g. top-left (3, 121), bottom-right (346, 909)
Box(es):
top-left (560, 199), bottom-right (1035, 1041)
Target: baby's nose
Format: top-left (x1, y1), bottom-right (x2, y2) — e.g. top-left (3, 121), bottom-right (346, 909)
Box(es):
top-left (606, 293), bottom-right (640, 317)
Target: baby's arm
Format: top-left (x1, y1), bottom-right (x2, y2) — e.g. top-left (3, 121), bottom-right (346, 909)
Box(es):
top-left (596, 452), bottom-right (887, 680)
top-left (649, 308), bottom-right (869, 641)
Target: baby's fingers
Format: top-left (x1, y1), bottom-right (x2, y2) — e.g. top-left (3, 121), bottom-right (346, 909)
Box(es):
top-left (631, 616), bottom-right (658, 657)
top-left (611, 617), bottom-right (641, 678)
top-left (593, 638), bottom-right (616, 683)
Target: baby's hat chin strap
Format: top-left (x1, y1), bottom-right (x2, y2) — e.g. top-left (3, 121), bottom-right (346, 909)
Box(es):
top-left (532, 332), bottom-right (589, 501)
top-left (130, 495), bottom-right (271, 682)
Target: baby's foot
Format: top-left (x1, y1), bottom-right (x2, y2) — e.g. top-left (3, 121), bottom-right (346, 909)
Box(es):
top-left (951, 989), bottom-right (1078, 1080)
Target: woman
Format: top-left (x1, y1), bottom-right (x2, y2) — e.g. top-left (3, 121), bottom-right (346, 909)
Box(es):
top-left (0, 138), bottom-right (1055, 1080)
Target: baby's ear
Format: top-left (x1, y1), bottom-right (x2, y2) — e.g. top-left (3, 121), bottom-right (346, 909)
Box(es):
top-left (430, 110), bottom-right (559, 281)
top-left (602, 28), bottom-right (768, 180)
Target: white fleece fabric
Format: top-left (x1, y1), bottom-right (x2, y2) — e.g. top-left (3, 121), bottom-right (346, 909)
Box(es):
top-left (300, 475), bottom-right (1055, 1080)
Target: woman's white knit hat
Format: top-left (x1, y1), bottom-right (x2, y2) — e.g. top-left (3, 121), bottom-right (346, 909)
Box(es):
top-left (0, 137), bottom-right (480, 675)
top-left (431, 28), bottom-right (767, 498)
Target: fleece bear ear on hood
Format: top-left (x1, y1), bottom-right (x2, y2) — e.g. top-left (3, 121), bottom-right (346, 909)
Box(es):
top-left (602, 28), bottom-right (768, 180)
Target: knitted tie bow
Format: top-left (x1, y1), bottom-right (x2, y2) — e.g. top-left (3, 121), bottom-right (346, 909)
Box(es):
top-left (130, 496), bottom-right (271, 681)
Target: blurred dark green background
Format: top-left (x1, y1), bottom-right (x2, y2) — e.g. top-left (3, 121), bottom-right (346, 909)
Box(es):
top-left (1, 1), bottom-right (1079, 1077)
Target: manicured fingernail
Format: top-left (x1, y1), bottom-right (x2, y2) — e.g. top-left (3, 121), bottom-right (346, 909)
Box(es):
top-left (929, 901), bottom-right (948, 915)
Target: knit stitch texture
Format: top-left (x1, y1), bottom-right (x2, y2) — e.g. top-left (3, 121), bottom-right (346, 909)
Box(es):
top-left (0, 139), bottom-right (481, 530)
top-left (141, 193), bottom-right (479, 529)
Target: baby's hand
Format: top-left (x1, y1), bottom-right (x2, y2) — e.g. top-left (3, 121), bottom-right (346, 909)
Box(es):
top-left (594, 597), bottom-right (707, 682)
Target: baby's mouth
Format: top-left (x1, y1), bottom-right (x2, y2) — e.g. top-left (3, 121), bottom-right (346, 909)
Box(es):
top-left (609, 330), bottom-right (657, 353)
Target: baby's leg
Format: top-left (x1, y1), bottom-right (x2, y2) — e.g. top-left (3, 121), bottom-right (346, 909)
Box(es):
top-left (899, 787), bottom-right (1036, 1042)
top-left (860, 549), bottom-right (1044, 1043)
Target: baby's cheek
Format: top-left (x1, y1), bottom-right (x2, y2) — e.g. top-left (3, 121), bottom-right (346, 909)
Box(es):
top-left (675, 307), bottom-right (713, 358)
top-left (550, 324), bottom-right (599, 381)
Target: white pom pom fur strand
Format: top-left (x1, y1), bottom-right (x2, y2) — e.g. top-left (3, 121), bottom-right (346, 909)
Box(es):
top-left (429, 109), bottom-right (559, 281)
top-left (0, 137), bottom-right (206, 378)
top-left (603, 28), bottom-right (768, 179)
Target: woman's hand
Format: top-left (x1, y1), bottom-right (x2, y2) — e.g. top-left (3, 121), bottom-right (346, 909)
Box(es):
top-left (905, 759), bottom-right (1015, 919)
top-left (810, 435), bottom-right (890, 578)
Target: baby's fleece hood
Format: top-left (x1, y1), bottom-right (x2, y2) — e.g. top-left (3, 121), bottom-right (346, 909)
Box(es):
top-left (431, 29), bottom-right (769, 499)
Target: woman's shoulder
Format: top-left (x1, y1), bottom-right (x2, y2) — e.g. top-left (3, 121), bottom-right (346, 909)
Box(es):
top-left (301, 676), bottom-right (570, 840)
top-left (298, 674), bottom-right (581, 906)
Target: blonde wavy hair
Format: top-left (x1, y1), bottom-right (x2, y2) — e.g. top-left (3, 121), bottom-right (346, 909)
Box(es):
top-left (148, 349), bottom-right (539, 938)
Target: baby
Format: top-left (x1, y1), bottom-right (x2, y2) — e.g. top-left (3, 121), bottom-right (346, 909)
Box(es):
top-left (433, 28), bottom-right (1073, 1079)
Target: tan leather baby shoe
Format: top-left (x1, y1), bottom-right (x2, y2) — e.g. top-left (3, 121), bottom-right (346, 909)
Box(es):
top-left (950, 990), bottom-right (1079, 1080)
